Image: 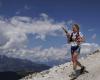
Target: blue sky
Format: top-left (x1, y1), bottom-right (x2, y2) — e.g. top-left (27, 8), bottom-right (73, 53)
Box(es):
top-left (0, 0), bottom-right (100, 48)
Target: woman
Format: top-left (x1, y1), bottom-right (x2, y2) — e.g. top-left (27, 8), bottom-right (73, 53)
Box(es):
top-left (62, 24), bottom-right (85, 77)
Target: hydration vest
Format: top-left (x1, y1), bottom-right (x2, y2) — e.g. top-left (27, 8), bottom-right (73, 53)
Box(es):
top-left (68, 32), bottom-right (80, 43)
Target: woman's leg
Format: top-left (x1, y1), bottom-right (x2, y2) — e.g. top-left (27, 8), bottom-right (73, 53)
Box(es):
top-left (72, 52), bottom-right (82, 68)
top-left (77, 61), bottom-right (82, 67)
top-left (75, 46), bottom-right (83, 68)
top-left (72, 52), bottom-right (78, 71)
top-left (72, 52), bottom-right (85, 74)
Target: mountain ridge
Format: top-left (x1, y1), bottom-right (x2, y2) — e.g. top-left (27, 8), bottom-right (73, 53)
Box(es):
top-left (21, 49), bottom-right (100, 80)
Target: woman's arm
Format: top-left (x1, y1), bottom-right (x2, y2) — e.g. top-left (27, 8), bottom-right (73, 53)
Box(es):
top-left (77, 36), bottom-right (85, 42)
top-left (62, 27), bottom-right (68, 34)
top-left (81, 36), bottom-right (85, 42)
top-left (62, 27), bottom-right (70, 38)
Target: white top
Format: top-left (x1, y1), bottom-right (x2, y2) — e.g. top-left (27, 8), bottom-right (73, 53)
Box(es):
top-left (69, 32), bottom-right (83, 46)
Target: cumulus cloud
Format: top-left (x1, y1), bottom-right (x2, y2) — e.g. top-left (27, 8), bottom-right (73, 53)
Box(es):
top-left (0, 20), bottom-right (28, 49)
top-left (81, 43), bottom-right (99, 56)
top-left (0, 14), bottom-right (99, 66)
top-left (0, 42), bottom-right (99, 66)
top-left (25, 46), bottom-right (68, 66)
top-left (10, 14), bottom-right (64, 40)
top-left (0, 45), bottom-right (68, 66)
top-left (0, 13), bottom-right (65, 49)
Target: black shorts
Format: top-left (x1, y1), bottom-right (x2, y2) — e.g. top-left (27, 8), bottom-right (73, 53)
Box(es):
top-left (71, 45), bottom-right (81, 55)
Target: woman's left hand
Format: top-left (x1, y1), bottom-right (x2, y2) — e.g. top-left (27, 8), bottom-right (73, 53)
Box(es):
top-left (76, 36), bottom-right (82, 42)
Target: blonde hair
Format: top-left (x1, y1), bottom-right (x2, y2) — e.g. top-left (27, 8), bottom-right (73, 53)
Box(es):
top-left (73, 24), bottom-right (80, 31)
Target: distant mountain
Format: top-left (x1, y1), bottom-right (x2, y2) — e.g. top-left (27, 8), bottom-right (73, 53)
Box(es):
top-left (0, 55), bottom-right (50, 80)
top-left (0, 55), bottom-right (50, 72)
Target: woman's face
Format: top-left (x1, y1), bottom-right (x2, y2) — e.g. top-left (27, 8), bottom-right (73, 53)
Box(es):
top-left (72, 26), bottom-right (78, 32)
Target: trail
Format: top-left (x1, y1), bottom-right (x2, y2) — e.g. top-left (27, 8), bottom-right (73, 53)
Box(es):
top-left (21, 51), bottom-right (100, 80)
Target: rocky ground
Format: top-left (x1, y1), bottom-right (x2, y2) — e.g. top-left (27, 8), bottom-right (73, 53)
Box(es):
top-left (21, 49), bottom-right (100, 80)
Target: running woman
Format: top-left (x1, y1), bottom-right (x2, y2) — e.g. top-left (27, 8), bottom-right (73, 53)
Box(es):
top-left (62, 24), bottom-right (85, 78)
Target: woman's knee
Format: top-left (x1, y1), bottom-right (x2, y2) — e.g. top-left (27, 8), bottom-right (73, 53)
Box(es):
top-left (72, 55), bottom-right (78, 63)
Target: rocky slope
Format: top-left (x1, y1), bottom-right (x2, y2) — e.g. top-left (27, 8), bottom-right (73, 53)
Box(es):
top-left (21, 49), bottom-right (100, 80)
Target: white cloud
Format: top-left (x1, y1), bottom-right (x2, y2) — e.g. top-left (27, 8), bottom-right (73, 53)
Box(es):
top-left (24, 5), bottom-right (30, 10)
top-left (15, 10), bottom-right (20, 15)
top-left (15, 5), bottom-right (30, 15)
top-left (0, 14), bottom-right (99, 66)
top-left (81, 43), bottom-right (99, 55)
top-left (0, 13), bottom-right (65, 49)
top-left (88, 28), bottom-right (94, 32)
top-left (9, 14), bottom-right (64, 40)
top-left (0, 42), bottom-right (99, 66)
top-left (0, 45), bottom-right (68, 66)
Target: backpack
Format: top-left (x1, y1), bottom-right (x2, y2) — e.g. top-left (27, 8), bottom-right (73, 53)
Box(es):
top-left (68, 32), bottom-right (80, 43)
